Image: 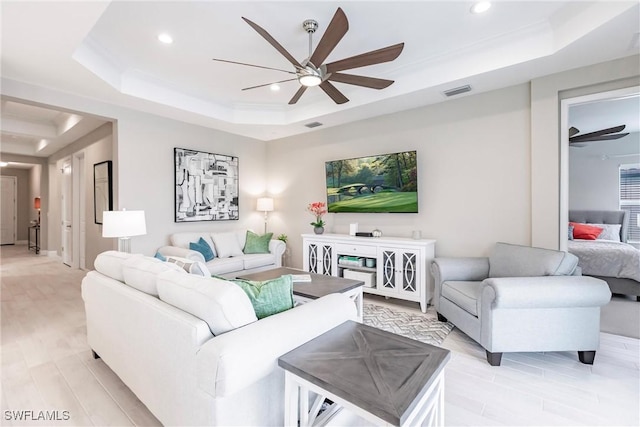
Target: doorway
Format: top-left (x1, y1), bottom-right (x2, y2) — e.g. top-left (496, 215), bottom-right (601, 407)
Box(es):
top-left (559, 86), bottom-right (640, 251)
top-left (61, 158), bottom-right (73, 266)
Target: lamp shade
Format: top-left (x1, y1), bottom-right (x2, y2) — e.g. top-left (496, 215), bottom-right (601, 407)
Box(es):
top-left (257, 197), bottom-right (274, 212)
top-left (34, 197), bottom-right (41, 209)
top-left (102, 210), bottom-right (147, 238)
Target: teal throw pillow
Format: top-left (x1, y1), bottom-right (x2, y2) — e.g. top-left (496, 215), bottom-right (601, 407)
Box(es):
top-left (229, 275), bottom-right (293, 319)
top-left (243, 231), bottom-right (273, 254)
top-left (190, 237), bottom-right (215, 262)
top-left (154, 252), bottom-right (167, 262)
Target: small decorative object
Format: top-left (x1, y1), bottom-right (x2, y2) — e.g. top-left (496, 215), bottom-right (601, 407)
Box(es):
top-left (349, 223), bottom-right (358, 236)
top-left (355, 232), bottom-right (374, 237)
top-left (277, 233), bottom-right (288, 243)
top-left (372, 229), bottom-right (382, 237)
top-left (307, 202), bottom-right (327, 234)
top-left (412, 230), bottom-right (422, 239)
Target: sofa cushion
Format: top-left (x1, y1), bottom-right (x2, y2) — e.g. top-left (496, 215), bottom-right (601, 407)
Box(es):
top-left (212, 232), bottom-right (244, 258)
top-left (243, 253), bottom-right (276, 270)
top-left (157, 271), bottom-right (257, 335)
top-left (190, 237), bottom-right (216, 261)
top-left (170, 233), bottom-right (216, 255)
top-left (229, 276), bottom-right (294, 319)
top-left (441, 281), bottom-right (482, 317)
top-left (94, 251), bottom-right (143, 282)
top-left (122, 256), bottom-right (185, 296)
top-left (243, 231), bottom-right (273, 254)
top-left (489, 242), bottom-right (578, 278)
top-left (207, 257), bottom-right (245, 275)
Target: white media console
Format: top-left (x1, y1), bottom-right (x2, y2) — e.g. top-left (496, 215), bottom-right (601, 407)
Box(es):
top-left (302, 233), bottom-right (436, 312)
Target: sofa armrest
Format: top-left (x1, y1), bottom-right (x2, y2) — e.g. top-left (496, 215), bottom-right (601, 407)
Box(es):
top-left (431, 257), bottom-right (490, 287)
top-left (481, 276), bottom-right (611, 309)
top-left (157, 246), bottom-right (206, 263)
top-left (269, 239), bottom-right (286, 259)
top-left (196, 293), bottom-right (356, 398)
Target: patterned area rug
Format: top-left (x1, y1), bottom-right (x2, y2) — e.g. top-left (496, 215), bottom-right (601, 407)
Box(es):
top-left (363, 302), bottom-right (454, 346)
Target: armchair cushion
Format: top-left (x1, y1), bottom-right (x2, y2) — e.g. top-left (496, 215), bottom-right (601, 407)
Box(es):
top-left (489, 242), bottom-right (578, 278)
top-left (441, 281), bottom-right (482, 316)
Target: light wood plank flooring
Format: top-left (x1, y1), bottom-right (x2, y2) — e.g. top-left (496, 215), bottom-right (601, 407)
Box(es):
top-left (1, 245), bottom-right (638, 426)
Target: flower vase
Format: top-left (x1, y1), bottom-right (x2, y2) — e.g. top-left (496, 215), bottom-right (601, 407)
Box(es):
top-left (314, 226), bottom-right (324, 235)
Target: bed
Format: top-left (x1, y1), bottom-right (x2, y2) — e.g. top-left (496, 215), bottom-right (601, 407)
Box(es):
top-left (568, 210), bottom-right (640, 301)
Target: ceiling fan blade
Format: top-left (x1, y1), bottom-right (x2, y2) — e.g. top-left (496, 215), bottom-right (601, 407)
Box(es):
top-left (242, 78), bottom-right (298, 91)
top-left (212, 58), bottom-right (296, 75)
top-left (570, 133), bottom-right (630, 143)
top-left (325, 43), bottom-right (404, 73)
top-left (320, 81), bottom-right (349, 104)
top-left (328, 73), bottom-right (394, 89)
top-left (308, 7), bottom-right (349, 67)
top-left (569, 126), bottom-right (580, 137)
top-left (569, 124), bottom-right (626, 142)
top-left (288, 86), bottom-right (308, 105)
top-left (242, 17), bottom-right (302, 69)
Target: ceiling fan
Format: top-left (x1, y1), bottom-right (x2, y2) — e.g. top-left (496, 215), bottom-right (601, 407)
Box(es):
top-left (212, 7), bottom-right (404, 105)
top-left (569, 124), bottom-right (629, 147)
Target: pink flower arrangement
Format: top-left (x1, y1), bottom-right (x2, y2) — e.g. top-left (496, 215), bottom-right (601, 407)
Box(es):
top-left (307, 202), bottom-right (327, 227)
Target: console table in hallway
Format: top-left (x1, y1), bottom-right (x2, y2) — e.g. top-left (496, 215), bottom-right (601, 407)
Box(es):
top-left (28, 225), bottom-right (40, 254)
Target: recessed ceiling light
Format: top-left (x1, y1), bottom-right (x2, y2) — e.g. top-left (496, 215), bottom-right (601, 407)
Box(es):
top-left (470, 1), bottom-right (491, 14)
top-left (270, 84), bottom-right (280, 91)
top-left (158, 33), bottom-right (173, 44)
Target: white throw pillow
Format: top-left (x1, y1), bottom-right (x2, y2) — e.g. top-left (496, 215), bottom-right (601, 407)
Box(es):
top-left (590, 223), bottom-right (622, 242)
top-left (156, 271), bottom-right (257, 335)
top-left (122, 256), bottom-right (185, 296)
top-left (165, 255), bottom-right (209, 276)
top-left (211, 232), bottom-right (244, 258)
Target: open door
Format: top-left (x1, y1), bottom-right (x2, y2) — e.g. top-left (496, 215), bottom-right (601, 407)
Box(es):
top-left (61, 159), bottom-right (73, 266)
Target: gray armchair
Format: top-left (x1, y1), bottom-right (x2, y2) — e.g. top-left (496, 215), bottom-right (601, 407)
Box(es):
top-left (431, 242), bottom-right (611, 366)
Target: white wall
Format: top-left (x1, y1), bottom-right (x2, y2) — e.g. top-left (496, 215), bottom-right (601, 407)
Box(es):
top-left (115, 110), bottom-right (268, 255)
top-left (267, 84), bottom-right (532, 268)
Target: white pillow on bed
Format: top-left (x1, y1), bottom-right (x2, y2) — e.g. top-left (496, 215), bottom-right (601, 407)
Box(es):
top-left (590, 223), bottom-right (622, 242)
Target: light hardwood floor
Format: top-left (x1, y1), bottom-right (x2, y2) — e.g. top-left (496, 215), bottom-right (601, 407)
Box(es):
top-left (1, 245), bottom-right (638, 426)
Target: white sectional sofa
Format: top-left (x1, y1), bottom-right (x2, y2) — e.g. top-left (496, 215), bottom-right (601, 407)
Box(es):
top-left (82, 251), bottom-right (356, 426)
top-left (157, 229), bottom-right (286, 277)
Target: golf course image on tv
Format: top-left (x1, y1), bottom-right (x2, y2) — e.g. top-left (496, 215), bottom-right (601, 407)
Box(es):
top-left (325, 150), bottom-right (418, 213)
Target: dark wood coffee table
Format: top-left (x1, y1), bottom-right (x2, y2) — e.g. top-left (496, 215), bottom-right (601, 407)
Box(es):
top-left (278, 320), bottom-right (451, 426)
top-left (237, 267), bottom-right (364, 321)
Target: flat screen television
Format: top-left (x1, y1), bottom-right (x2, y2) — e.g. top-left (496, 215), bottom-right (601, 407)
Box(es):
top-left (325, 150), bottom-right (418, 213)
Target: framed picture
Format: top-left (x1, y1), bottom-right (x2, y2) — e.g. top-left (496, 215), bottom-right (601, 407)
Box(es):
top-left (94, 160), bottom-right (113, 224)
top-left (174, 148), bottom-right (239, 222)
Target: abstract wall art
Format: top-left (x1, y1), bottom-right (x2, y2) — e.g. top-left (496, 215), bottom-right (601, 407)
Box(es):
top-left (174, 148), bottom-right (239, 222)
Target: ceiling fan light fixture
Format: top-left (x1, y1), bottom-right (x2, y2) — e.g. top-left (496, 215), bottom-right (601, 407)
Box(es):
top-left (270, 84), bottom-right (281, 91)
top-left (299, 74), bottom-right (322, 87)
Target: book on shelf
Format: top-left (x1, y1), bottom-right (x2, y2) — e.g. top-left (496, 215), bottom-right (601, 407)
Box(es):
top-left (290, 274), bottom-right (312, 282)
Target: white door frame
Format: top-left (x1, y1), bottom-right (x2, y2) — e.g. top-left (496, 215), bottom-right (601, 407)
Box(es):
top-left (0, 176), bottom-right (17, 245)
top-left (72, 151), bottom-right (86, 269)
top-left (559, 85), bottom-right (640, 251)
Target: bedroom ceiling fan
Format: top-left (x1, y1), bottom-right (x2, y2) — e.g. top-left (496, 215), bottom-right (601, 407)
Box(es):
top-left (569, 124), bottom-right (629, 147)
top-left (211, 7), bottom-right (404, 105)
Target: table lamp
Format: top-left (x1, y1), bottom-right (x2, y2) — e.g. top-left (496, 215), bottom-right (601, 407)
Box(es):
top-left (34, 197), bottom-right (41, 226)
top-left (257, 197), bottom-right (274, 234)
top-left (102, 210), bottom-right (147, 253)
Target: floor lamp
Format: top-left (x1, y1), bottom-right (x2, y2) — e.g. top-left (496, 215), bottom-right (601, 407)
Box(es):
top-left (257, 197), bottom-right (274, 234)
top-left (102, 210), bottom-right (147, 253)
